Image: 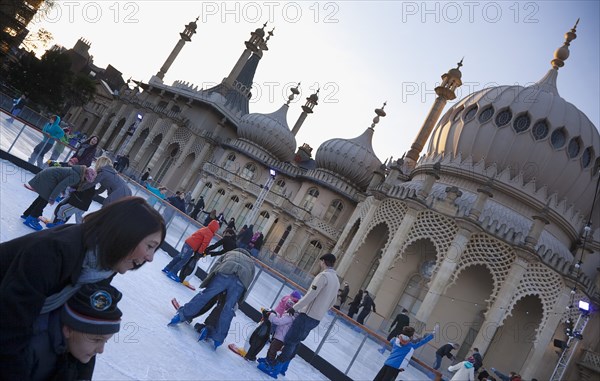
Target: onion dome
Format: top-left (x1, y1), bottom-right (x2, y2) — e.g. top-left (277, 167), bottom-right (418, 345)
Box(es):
top-left (426, 21), bottom-right (599, 215)
top-left (315, 103), bottom-right (386, 189)
top-left (237, 87), bottom-right (298, 162)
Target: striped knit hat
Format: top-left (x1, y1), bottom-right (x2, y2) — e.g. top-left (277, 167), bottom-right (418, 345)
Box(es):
top-left (61, 283), bottom-right (122, 335)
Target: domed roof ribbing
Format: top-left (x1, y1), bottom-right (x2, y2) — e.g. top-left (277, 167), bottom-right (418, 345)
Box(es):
top-left (238, 104), bottom-right (296, 162)
top-left (315, 104), bottom-right (386, 189)
top-left (427, 21), bottom-right (599, 215)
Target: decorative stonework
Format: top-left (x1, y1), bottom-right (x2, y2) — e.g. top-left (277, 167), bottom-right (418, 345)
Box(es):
top-left (399, 210), bottom-right (457, 265)
top-left (502, 262), bottom-right (563, 343)
top-left (365, 199), bottom-right (407, 235)
top-left (170, 127), bottom-right (193, 151)
top-left (449, 233), bottom-right (515, 307)
top-left (356, 200), bottom-right (407, 254)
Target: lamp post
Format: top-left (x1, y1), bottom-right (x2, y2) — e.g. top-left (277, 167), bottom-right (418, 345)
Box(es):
top-left (243, 168), bottom-right (276, 228)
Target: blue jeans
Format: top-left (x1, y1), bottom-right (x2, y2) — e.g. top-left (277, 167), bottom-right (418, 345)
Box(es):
top-left (164, 243), bottom-right (195, 274)
top-left (29, 140), bottom-right (54, 167)
top-left (433, 354), bottom-right (443, 370)
top-left (276, 313), bottom-right (320, 363)
top-left (180, 273), bottom-right (245, 342)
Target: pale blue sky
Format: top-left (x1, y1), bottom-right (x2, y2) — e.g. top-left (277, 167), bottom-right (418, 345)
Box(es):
top-left (32, 1), bottom-right (599, 161)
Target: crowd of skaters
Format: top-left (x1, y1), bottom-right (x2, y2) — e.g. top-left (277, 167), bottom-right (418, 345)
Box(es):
top-left (4, 114), bottom-right (538, 380)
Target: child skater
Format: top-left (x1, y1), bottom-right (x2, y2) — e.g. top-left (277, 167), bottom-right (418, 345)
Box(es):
top-left (26, 282), bottom-right (123, 381)
top-left (373, 325), bottom-right (437, 381)
top-left (21, 165), bottom-right (96, 230)
top-left (257, 300), bottom-right (297, 376)
top-left (47, 186), bottom-right (96, 227)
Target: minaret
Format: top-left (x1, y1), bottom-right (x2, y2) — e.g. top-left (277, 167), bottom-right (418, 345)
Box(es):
top-left (405, 59), bottom-right (463, 167)
top-left (224, 23), bottom-right (270, 86)
top-left (291, 86), bottom-right (319, 135)
top-left (155, 18), bottom-right (198, 81)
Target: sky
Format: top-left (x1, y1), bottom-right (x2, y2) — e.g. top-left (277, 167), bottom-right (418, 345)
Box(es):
top-left (27, 1), bottom-right (600, 163)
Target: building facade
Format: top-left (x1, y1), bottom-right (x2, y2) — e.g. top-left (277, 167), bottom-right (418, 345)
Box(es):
top-left (67, 20), bottom-right (599, 379)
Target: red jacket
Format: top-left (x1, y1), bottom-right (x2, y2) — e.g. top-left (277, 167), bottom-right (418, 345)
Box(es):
top-left (185, 220), bottom-right (220, 253)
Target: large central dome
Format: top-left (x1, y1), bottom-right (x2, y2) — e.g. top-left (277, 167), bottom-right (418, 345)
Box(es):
top-left (426, 68), bottom-right (599, 215)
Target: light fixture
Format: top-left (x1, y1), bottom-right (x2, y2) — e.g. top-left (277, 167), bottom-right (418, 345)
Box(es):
top-left (578, 300), bottom-right (590, 313)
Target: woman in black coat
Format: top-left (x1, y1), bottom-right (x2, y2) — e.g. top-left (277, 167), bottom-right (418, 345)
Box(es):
top-left (347, 289), bottom-right (363, 318)
top-left (0, 197), bottom-right (166, 380)
top-left (68, 135), bottom-right (99, 167)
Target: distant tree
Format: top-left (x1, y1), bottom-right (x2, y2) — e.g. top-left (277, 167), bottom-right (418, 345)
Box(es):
top-left (21, 28), bottom-right (54, 54)
top-left (7, 49), bottom-right (72, 113)
top-left (62, 73), bottom-right (96, 113)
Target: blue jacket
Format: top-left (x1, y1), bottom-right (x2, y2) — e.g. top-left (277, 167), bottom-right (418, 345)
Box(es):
top-left (384, 334), bottom-right (434, 369)
top-left (41, 116), bottom-right (64, 144)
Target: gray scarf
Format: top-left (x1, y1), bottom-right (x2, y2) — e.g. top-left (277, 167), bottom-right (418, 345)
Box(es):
top-left (40, 248), bottom-right (114, 314)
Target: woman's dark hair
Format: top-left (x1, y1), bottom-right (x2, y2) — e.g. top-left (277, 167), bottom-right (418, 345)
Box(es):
top-left (82, 196), bottom-right (166, 269)
top-left (83, 135), bottom-right (99, 146)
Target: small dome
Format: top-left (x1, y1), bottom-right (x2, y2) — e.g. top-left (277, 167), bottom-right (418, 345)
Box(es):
top-left (254, 27), bottom-right (265, 38)
top-left (315, 128), bottom-right (382, 189)
top-left (238, 105), bottom-right (296, 162)
top-left (448, 68), bottom-right (462, 79)
top-left (427, 68), bottom-right (600, 215)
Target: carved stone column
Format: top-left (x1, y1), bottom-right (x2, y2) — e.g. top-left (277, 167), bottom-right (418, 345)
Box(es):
top-left (366, 206), bottom-right (419, 295)
top-left (415, 226), bottom-right (472, 321)
top-left (336, 198), bottom-right (381, 277)
top-left (471, 255), bottom-right (529, 354)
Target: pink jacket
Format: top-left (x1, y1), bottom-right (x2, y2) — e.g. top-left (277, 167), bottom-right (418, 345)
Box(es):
top-left (268, 313), bottom-right (295, 341)
top-left (274, 295), bottom-right (298, 316)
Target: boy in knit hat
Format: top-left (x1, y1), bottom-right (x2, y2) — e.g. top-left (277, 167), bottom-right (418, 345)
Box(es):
top-left (26, 283), bottom-right (123, 381)
top-left (373, 324), bottom-right (437, 381)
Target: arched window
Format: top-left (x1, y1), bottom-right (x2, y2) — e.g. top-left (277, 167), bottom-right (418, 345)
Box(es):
top-left (156, 146), bottom-right (179, 183)
top-left (478, 106), bottom-right (494, 123)
top-left (223, 152), bottom-right (235, 171)
top-left (274, 225), bottom-right (292, 254)
top-left (532, 120), bottom-right (549, 140)
top-left (207, 188), bottom-right (226, 211)
top-left (396, 273), bottom-right (429, 316)
top-left (255, 211), bottom-right (270, 233)
top-left (272, 179), bottom-right (286, 195)
top-left (463, 105), bottom-right (478, 122)
top-left (241, 163), bottom-right (257, 180)
top-left (222, 195), bottom-right (239, 219)
top-left (323, 199), bottom-right (344, 225)
top-left (551, 128), bottom-right (567, 149)
top-left (296, 240), bottom-right (323, 273)
top-left (495, 109), bottom-right (513, 127)
top-left (301, 187), bottom-right (319, 211)
top-left (200, 182), bottom-right (212, 198)
top-left (568, 137), bottom-right (582, 158)
top-left (237, 203), bottom-right (253, 226)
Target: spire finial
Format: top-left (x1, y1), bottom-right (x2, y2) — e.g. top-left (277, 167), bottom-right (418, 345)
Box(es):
top-left (370, 102), bottom-right (387, 129)
top-left (457, 57), bottom-right (464, 69)
top-left (265, 27), bottom-right (275, 43)
top-left (287, 82), bottom-right (301, 105)
top-left (551, 20), bottom-right (579, 70)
